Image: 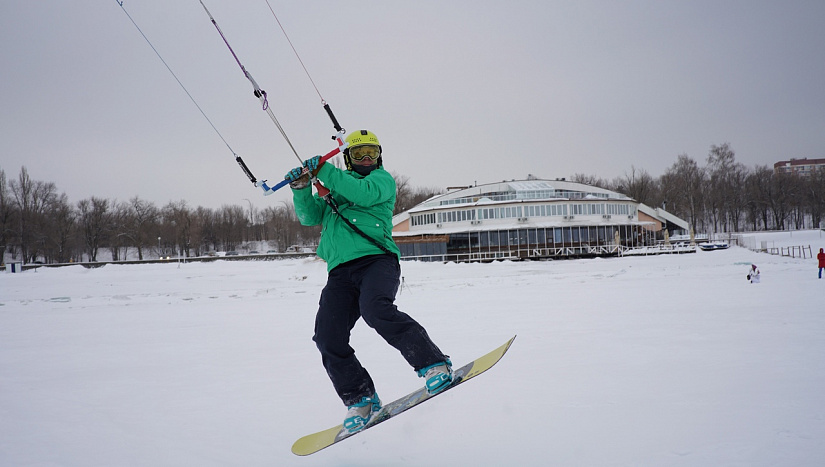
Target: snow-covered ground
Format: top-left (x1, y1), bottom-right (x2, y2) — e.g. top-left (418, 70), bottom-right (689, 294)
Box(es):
top-left (2, 231), bottom-right (824, 466)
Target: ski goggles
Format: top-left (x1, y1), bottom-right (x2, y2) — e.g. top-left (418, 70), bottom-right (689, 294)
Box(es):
top-left (349, 145), bottom-right (381, 162)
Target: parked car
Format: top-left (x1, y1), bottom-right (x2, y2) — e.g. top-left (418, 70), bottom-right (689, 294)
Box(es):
top-left (225, 251), bottom-right (239, 256)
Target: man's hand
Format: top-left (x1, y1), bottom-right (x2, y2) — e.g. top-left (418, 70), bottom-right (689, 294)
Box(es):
top-left (284, 166), bottom-right (310, 190)
top-left (303, 155), bottom-right (322, 172)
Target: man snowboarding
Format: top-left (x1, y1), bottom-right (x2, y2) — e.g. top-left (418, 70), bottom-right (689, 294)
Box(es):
top-left (284, 129), bottom-right (452, 433)
top-left (818, 248), bottom-right (825, 279)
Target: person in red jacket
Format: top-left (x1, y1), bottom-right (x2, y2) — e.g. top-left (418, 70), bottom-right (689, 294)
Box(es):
top-left (818, 248), bottom-right (825, 279)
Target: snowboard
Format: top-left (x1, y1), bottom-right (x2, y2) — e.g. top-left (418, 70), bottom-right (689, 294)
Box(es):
top-left (291, 335), bottom-right (516, 456)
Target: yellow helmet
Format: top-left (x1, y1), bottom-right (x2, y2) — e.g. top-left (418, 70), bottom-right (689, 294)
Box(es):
top-left (345, 129), bottom-right (380, 148)
top-left (344, 129), bottom-right (382, 173)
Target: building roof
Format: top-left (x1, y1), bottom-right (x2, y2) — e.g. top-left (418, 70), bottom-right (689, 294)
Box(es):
top-left (407, 178), bottom-right (631, 215)
top-left (774, 158), bottom-right (825, 169)
top-left (637, 203), bottom-right (690, 231)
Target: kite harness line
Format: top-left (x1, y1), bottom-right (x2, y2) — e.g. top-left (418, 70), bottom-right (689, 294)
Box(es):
top-left (117, 1), bottom-right (390, 254)
top-left (262, 0), bottom-right (344, 135)
top-left (198, 0), bottom-right (348, 198)
top-left (201, 1), bottom-right (390, 254)
top-left (114, 0), bottom-right (260, 187)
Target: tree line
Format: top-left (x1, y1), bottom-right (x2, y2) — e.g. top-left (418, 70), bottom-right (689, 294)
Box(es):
top-left (0, 167), bottom-right (440, 264)
top-left (573, 143), bottom-right (825, 236)
top-left (3, 144), bottom-right (823, 264)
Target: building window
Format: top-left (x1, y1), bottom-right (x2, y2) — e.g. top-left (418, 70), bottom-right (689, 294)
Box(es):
top-left (587, 204), bottom-right (604, 215)
top-left (411, 212), bottom-right (437, 226)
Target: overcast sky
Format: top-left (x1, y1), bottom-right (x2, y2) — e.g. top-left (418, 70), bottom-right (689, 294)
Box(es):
top-left (2, 0), bottom-right (823, 211)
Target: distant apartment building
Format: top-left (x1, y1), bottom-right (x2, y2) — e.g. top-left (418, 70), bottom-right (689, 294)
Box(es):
top-left (773, 158), bottom-right (825, 176)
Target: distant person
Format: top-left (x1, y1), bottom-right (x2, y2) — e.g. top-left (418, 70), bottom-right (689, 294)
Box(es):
top-left (747, 264), bottom-right (761, 283)
top-left (818, 248), bottom-right (825, 279)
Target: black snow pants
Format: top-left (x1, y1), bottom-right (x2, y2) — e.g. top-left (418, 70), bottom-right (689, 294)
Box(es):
top-left (313, 254), bottom-right (448, 406)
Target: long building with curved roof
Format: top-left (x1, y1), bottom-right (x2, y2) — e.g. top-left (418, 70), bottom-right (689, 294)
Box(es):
top-left (391, 177), bottom-right (689, 261)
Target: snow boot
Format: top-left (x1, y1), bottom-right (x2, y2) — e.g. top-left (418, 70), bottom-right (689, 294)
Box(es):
top-left (343, 393), bottom-right (381, 433)
top-left (417, 359), bottom-right (453, 395)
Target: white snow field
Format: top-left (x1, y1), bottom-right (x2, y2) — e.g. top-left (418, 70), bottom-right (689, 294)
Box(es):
top-left (2, 231), bottom-right (824, 466)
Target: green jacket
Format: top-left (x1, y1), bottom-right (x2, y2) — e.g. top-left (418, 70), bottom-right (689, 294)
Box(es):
top-left (291, 163), bottom-right (401, 271)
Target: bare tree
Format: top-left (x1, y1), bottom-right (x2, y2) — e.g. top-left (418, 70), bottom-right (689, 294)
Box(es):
top-left (393, 172), bottom-right (416, 215)
top-left (10, 167), bottom-right (58, 262)
top-left (122, 197), bottom-right (160, 260)
top-left (45, 193), bottom-right (76, 263)
top-left (217, 204), bottom-right (246, 252)
top-left (660, 154), bottom-right (705, 234)
top-left (745, 165), bottom-right (773, 230)
top-left (161, 200), bottom-right (194, 257)
top-left (192, 206), bottom-right (218, 255)
top-left (705, 143), bottom-right (750, 232)
top-left (77, 197), bottom-right (112, 262)
top-left (571, 173), bottom-right (611, 189)
top-left (262, 202), bottom-right (299, 252)
top-left (804, 167), bottom-right (825, 228)
top-left (110, 201), bottom-right (135, 261)
top-left (0, 169), bottom-right (15, 262)
top-left (392, 171), bottom-right (442, 216)
top-left (767, 171), bottom-right (799, 230)
top-left (727, 163), bottom-right (750, 232)
top-left (617, 166), bottom-right (659, 206)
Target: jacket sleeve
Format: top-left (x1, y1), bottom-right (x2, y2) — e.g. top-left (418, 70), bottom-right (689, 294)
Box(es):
top-left (315, 164), bottom-right (395, 206)
top-left (291, 185), bottom-right (327, 226)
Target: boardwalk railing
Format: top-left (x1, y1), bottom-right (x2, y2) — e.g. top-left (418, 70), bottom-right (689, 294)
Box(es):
top-left (764, 245), bottom-right (813, 259)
